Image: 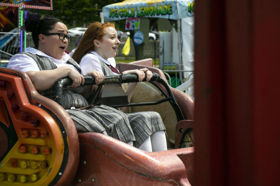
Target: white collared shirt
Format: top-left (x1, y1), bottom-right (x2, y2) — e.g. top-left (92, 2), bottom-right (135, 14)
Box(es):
top-left (79, 51), bottom-right (116, 75)
top-left (8, 47), bottom-right (78, 72)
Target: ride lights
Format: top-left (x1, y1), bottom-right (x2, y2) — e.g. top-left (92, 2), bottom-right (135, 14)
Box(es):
top-left (30, 161), bottom-right (39, 169)
top-left (19, 175), bottom-right (27, 183)
top-left (11, 104), bottom-right (20, 111)
top-left (0, 173), bottom-right (38, 182)
top-left (31, 173), bottom-right (38, 182)
top-left (10, 159), bottom-right (18, 168)
top-left (0, 173), bottom-right (6, 181)
top-left (21, 112), bottom-right (31, 121)
top-left (40, 162), bottom-right (49, 169)
top-left (31, 130), bottom-right (39, 138)
top-left (19, 160), bottom-right (29, 169)
top-left (31, 147), bottom-right (39, 155)
top-left (21, 129), bottom-right (48, 138)
top-left (7, 91), bottom-right (15, 99)
top-left (40, 130), bottom-right (48, 138)
top-left (14, 160), bottom-right (49, 170)
top-left (19, 160), bottom-right (47, 170)
top-left (43, 148), bottom-right (51, 155)
top-left (7, 174), bottom-right (16, 182)
top-left (21, 130), bottom-right (29, 138)
top-left (19, 145), bottom-right (27, 153)
top-left (0, 81), bottom-right (7, 89)
top-left (31, 119), bottom-right (40, 127)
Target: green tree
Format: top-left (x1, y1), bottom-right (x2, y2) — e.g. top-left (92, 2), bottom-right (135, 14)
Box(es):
top-left (29, 0), bottom-right (157, 60)
top-left (30, 0), bottom-right (122, 28)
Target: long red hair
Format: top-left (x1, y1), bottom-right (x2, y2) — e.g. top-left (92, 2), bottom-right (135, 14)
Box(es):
top-left (72, 22), bottom-right (115, 64)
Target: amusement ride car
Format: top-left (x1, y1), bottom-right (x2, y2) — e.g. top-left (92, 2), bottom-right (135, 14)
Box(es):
top-left (0, 59), bottom-right (194, 185)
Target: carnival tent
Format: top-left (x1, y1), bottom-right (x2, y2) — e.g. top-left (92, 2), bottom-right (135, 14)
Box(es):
top-left (103, 0), bottom-right (194, 22)
top-left (102, 0), bottom-right (195, 95)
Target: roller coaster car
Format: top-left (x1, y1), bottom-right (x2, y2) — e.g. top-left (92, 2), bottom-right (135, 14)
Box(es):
top-left (0, 58), bottom-right (194, 186)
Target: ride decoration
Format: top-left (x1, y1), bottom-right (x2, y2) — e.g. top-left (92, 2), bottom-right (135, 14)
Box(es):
top-left (0, 7), bottom-right (18, 32)
top-left (0, 68), bottom-right (77, 185)
top-left (0, 0), bottom-right (52, 10)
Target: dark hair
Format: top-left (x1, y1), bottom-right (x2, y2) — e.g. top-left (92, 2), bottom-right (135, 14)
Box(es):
top-left (25, 13), bottom-right (61, 48)
top-left (72, 22), bottom-right (115, 64)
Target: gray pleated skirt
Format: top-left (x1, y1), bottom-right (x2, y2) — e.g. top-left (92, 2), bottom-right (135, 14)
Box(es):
top-left (67, 104), bottom-right (165, 147)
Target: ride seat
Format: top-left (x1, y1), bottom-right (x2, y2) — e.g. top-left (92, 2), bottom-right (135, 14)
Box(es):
top-left (0, 62), bottom-right (195, 185)
top-left (0, 67), bottom-right (79, 185)
top-left (117, 59), bottom-right (194, 148)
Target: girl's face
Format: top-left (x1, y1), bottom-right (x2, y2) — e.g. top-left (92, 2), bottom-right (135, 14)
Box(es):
top-left (95, 26), bottom-right (120, 60)
top-left (39, 22), bottom-right (69, 59)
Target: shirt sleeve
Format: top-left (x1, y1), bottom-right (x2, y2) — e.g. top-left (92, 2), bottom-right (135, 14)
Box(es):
top-left (80, 54), bottom-right (103, 75)
top-left (7, 54), bottom-right (40, 72)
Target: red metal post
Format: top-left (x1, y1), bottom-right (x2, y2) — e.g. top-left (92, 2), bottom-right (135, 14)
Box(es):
top-left (194, 0), bottom-right (280, 185)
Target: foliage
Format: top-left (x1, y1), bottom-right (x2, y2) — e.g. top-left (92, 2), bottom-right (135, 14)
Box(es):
top-left (29, 0), bottom-right (122, 28)
top-left (28, 0), bottom-right (158, 60)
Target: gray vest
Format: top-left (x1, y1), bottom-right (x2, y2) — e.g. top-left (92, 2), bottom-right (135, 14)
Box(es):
top-left (99, 58), bottom-right (114, 76)
top-left (23, 52), bottom-right (88, 109)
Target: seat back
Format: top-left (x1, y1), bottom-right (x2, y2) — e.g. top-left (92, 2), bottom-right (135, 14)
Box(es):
top-left (116, 61), bottom-right (194, 148)
top-left (0, 67), bottom-right (79, 185)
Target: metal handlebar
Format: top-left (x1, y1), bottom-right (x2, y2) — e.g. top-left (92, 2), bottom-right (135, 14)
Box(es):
top-left (56, 73), bottom-right (161, 87)
top-left (53, 73), bottom-right (184, 121)
top-left (53, 73), bottom-right (161, 105)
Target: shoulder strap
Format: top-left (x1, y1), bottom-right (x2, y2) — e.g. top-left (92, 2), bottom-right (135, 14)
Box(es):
top-left (21, 52), bottom-right (83, 98)
top-left (22, 52), bottom-right (82, 73)
top-left (98, 58), bottom-right (114, 76)
top-left (22, 52), bottom-right (58, 70)
top-left (67, 57), bottom-right (82, 73)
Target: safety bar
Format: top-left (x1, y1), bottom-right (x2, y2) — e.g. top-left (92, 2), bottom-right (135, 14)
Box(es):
top-left (54, 73), bottom-right (185, 121)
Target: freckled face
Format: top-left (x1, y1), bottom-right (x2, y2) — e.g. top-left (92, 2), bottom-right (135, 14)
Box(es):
top-left (39, 22), bottom-right (69, 59)
top-left (96, 27), bottom-right (120, 60)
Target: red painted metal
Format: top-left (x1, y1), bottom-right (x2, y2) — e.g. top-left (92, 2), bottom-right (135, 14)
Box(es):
top-left (194, 0), bottom-right (280, 186)
top-left (73, 133), bottom-right (193, 186)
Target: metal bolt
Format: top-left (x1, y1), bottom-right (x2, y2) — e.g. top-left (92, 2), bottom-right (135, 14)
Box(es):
top-left (58, 172), bottom-right (62, 176)
top-left (91, 178), bottom-right (95, 182)
top-left (78, 179), bottom-right (82, 182)
top-left (83, 161), bottom-right (86, 164)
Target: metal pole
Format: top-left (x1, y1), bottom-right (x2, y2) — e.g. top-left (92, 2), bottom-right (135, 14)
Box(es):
top-left (20, 8), bottom-right (23, 52)
top-left (24, 10), bottom-right (27, 51)
top-left (100, 12), bottom-right (104, 23)
top-left (178, 19), bottom-right (183, 84)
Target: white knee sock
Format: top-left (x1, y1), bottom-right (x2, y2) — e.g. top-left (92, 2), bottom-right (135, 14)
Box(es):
top-left (139, 137), bottom-right (153, 152)
top-left (151, 131), bottom-right (167, 152)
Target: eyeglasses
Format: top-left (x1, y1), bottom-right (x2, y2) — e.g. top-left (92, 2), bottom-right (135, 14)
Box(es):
top-left (42, 33), bottom-right (70, 41)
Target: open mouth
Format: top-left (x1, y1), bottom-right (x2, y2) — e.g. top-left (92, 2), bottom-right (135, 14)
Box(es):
top-left (59, 46), bottom-right (66, 50)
